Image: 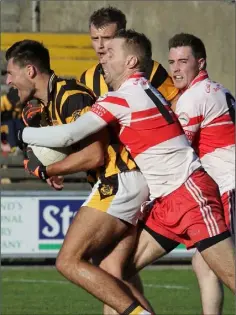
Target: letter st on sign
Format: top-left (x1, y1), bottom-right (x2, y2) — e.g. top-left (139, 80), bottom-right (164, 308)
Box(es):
top-left (39, 200), bottom-right (85, 240)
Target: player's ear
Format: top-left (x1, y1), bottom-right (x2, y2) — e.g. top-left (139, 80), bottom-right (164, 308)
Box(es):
top-left (198, 58), bottom-right (206, 71)
top-left (26, 64), bottom-right (37, 79)
top-left (127, 55), bottom-right (138, 69)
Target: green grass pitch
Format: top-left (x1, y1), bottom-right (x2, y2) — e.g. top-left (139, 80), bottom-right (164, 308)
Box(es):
top-left (2, 266), bottom-right (234, 314)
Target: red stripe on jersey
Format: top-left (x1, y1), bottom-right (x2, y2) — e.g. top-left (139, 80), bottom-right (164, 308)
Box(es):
top-left (129, 72), bottom-right (144, 79)
top-left (91, 103), bottom-right (117, 123)
top-left (209, 113), bottom-right (233, 125)
top-left (187, 115), bottom-right (204, 126)
top-left (131, 111), bottom-right (178, 129)
top-left (197, 124), bottom-right (235, 158)
top-left (120, 120), bottom-right (184, 158)
top-left (102, 96), bottom-right (129, 108)
top-left (132, 107), bottom-right (159, 120)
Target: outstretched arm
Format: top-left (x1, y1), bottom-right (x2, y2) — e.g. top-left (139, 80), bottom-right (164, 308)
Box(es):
top-left (45, 129), bottom-right (108, 176)
top-left (22, 111), bottom-right (107, 148)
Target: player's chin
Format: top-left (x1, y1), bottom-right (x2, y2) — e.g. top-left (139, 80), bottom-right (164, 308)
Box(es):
top-left (98, 53), bottom-right (105, 62)
top-left (173, 80), bottom-right (186, 90)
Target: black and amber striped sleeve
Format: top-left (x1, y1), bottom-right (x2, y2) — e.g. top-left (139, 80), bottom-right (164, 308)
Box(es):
top-left (146, 60), bottom-right (179, 102)
top-left (79, 65), bottom-right (99, 94)
top-left (58, 83), bottom-right (96, 124)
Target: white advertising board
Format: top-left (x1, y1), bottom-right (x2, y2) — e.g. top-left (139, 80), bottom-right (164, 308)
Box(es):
top-left (1, 195), bottom-right (87, 257)
top-left (1, 195), bottom-right (194, 259)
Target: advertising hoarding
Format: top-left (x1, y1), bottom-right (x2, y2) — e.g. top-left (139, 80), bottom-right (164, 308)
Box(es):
top-left (1, 194), bottom-right (194, 260)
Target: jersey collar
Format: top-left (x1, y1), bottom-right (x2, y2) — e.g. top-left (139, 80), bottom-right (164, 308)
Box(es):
top-left (128, 72), bottom-right (145, 80)
top-left (180, 70), bottom-right (209, 94)
top-left (47, 71), bottom-right (57, 106)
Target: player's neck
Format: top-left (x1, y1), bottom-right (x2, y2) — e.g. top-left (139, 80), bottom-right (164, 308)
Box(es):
top-left (112, 69), bottom-right (137, 90)
top-left (34, 73), bottom-right (51, 106)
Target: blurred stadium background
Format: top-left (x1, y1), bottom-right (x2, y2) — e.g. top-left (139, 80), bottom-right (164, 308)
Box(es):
top-left (1, 1), bottom-right (235, 314)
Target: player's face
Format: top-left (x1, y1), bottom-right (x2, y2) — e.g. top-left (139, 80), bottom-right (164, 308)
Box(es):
top-left (90, 23), bottom-right (117, 62)
top-left (100, 38), bottom-right (127, 89)
top-left (168, 46), bottom-right (202, 90)
top-left (6, 58), bottom-right (35, 104)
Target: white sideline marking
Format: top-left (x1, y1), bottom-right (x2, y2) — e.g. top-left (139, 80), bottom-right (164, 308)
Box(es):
top-left (144, 284), bottom-right (189, 290)
top-left (2, 278), bottom-right (189, 290)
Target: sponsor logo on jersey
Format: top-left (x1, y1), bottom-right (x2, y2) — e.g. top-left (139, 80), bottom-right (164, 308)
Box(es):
top-left (71, 109), bottom-right (82, 121)
top-left (91, 103), bottom-right (108, 117)
top-left (178, 112), bottom-right (190, 126)
top-left (99, 184), bottom-right (114, 197)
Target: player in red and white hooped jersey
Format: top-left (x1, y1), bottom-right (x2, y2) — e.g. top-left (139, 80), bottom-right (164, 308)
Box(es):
top-left (168, 32), bottom-right (235, 315)
top-left (176, 75), bottom-right (235, 231)
top-left (20, 30), bottom-right (235, 297)
top-left (89, 72), bottom-right (200, 200)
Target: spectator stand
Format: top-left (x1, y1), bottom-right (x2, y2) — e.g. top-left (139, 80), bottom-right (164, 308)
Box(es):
top-left (1, 32), bottom-right (96, 189)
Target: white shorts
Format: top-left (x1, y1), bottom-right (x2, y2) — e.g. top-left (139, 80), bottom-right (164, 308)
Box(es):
top-left (82, 170), bottom-right (149, 225)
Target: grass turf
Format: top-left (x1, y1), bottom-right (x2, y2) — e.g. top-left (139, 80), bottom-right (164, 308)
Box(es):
top-left (2, 267), bottom-right (234, 314)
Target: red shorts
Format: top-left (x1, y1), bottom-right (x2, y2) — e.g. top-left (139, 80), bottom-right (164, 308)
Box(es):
top-left (145, 169), bottom-right (228, 249)
top-left (221, 189), bottom-right (235, 234)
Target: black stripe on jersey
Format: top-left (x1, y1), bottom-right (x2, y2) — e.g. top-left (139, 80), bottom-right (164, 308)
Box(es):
top-left (225, 92), bottom-right (235, 124)
top-left (80, 71), bottom-right (86, 84)
top-left (93, 64), bottom-right (102, 96)
top-left (63, 78), bottom-right (96, 96)
top-left (55, 79), bottom-right (96, 122)
top-left (145, 59), bottom-right (154, 80)
top-left (63, 93), bottom-right (95, 121)
top-left (151, 64), bottom-right (168, 89)
top-left (145, 89), bottom-right (174, 124)
top-left (55, 85), bottom-right (66, 123)
top-left (107, 126), bottom-right (130, 172)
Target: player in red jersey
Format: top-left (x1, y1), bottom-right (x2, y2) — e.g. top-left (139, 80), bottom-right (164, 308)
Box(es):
top-left (20, 29), bottom-right (235, 309)
top-left (168, 33), bottom-right (235, 315)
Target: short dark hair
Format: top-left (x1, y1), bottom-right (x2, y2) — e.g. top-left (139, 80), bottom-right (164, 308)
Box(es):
top-left (114, 29), bottom-right (152, 72)
top-left (5, 40), bottom-right (51, 73)
top-left (89, 6), bottom-right (127, 30)
top-left (168, 33), bottom-right (207, 61)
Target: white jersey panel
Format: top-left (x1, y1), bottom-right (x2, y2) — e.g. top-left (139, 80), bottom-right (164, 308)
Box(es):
top-left (175, 78), bottom-right (235, 195)
top-left (92, 75), bottom-right (201, 198)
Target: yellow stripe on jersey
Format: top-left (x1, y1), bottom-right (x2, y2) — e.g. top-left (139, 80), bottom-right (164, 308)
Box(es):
top-left (49, 78), bottom-right (95, 125)
top-left (80, 64), bottom-right (108, 97)
top-left (55, 80), bottom-right (67, 124)
top-left (82, 66), bottom-right (95, 94)
top-left (149, 60), bottom-right (159, 81)
top-left (86, 190), bottom-right (115, 212)
top-left (1, 94), bottom-right (12, 111)
top-left (104, 145), bottom-right (137, 178)
top-left (100, 75), bottom-right (108, 96)
top-left (60, 90), bottom-right (89, 114)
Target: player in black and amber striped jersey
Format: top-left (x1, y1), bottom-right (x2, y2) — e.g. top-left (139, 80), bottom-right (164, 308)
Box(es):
top-left (6, 40), bottom-right (153, 315)
top-left (80, 7), bottom-right (179, 104)
top-left (35, 71), bottom-right (137, 186)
